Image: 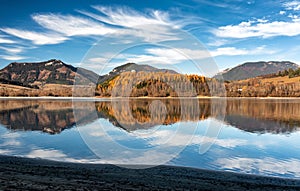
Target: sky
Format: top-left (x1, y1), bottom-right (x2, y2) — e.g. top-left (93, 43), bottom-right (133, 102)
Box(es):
top-left (0, 0), bottom-right (300, 75)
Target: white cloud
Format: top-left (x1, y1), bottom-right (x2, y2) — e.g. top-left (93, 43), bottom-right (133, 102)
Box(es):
top-left (288, 14), bottom-right (299, 19)
top-left (79, 6), bottom-right (184, 42)
top-left (1, 28), bottom-right (68, 45)
top-left (0, 46), bottom-right (23, 54)
top-left (103, 48), bottom-right (208, 65)
top-left (1, 55), bottom-right (27, 60)
top-left (86, 6), bottom-right (178, 29)
top-left (1, 6), bottom-right (188, 46)
top-left (207, 39), bottom-right (229, 47)
top-left (89, 45), bottom-right (274, 67)
top-left (279, 11), bottom-right (286, 15)
top-left (215, 19), bottom-right (300, 38)
top-left (88, 57), bottom-right (110, 64)
top-left (283, 1), bottom-right (300, 11)
top-left (210, 47), bottom-right (247, 56)
top-left (32, 14), bottom-right (115, 36)
top-left (210, 46), bottom-right (276, 57)
top-left (0, 37), bottom-right (15, 44)
top-left (147, 48), bottom-right (209, 60)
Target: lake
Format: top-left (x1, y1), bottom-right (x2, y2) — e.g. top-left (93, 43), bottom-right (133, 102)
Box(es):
top-left (1, 98), bottom-right (300, 178)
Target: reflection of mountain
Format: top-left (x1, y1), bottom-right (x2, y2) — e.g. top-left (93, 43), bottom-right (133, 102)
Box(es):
top-left (95, 99), bottom-right (212, 131)
top-left (0, 100), bottom-right (96, 134)
top-left (225, 99), bottom-right (300, 133)
top-left (94, 99), bottom-right (300, 133)
top-left (0, 99), bottom-right (300, 134)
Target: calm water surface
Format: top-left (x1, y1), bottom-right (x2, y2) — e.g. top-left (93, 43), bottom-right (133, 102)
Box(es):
top-left (1, 98), bottom-right (300, 178)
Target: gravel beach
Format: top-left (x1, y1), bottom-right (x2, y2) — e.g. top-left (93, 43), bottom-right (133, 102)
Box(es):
top-left (1, 155), bottom-right (300, 190)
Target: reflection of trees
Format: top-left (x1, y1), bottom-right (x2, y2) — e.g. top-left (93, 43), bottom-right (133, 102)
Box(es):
top-left (0, 99), bottom-right (300, 134)
top-left (95, 99), bottom-right (300, 133)
top-left (96, 99), bottom-right (211, 131)
top-left (224, 99), bottom-right (300, 133)
top-left (0, 100), bottom-right (95, 134)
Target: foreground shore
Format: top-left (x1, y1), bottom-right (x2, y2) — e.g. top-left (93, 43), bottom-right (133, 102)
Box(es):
top-left (1, 156), bottom-right (300, 190)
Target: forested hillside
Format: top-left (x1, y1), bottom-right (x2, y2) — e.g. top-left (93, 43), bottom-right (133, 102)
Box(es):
top-left (96, 71), bottom-right (224, 97)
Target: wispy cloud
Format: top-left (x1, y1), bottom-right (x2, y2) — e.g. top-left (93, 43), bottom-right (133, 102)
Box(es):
top-left (1, 55), bottom-right (27, 60)
top-left (0, 46), bottom-right (24, 54)
top-left (210, 46), bottom-right (276, 57)
top-left (207, 39), bottom-right (229, 47)
top-left (86, 6), bottom-right (179, 28)
top-left (214, 19), bottom-right (300, 38)
top-left (88, 45), bottom-right (275, 67)
top-left (90, 47), bottom-right (210, 66)
top-left (283, 1), bottom-right (300, 11)
top-left (32, 14), bottom-right (115, 36)
top-left (192, 0), bottom-right (241, 9)
top-left (1, 28), bottom-right (68, 45)
top-left (1, 6), bottom-right (189, 48)
top-left (79, 6), bottom-right (186, 42)
top-left (0, 37), bottom-right (15, 44)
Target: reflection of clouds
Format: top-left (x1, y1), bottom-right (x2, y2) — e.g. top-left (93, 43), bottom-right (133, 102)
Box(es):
top-left (24, 148), bottom-right (172, 166)
top-left (132, 128), bottom-right (247, 148)
top-left (26, 148), bottom-right (102, 164)
top-left (0, 132), bottom-right (21, 146)
top-left (0, 149), bottom-right (12, 154)
top-left (96, 150), bottom-right (175, 166)
top-left (215, 157), bottom-right (300, 177)
top-left (27, 149), bottom-right (66, 159)
top-left (84, 119), bottom-right (246, 152)
top-left (0, 140), bottom-right (21, 146)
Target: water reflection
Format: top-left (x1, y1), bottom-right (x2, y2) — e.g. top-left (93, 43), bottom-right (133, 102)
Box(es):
top-left (1, 98), bottom-right (300, 178)
top-left (0, 100), bottom-right (96, 134)
top-left (0, 98), bottom-right (299, 134)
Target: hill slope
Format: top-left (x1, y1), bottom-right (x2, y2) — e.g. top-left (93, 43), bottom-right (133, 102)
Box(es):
top-left (0, 59), bottom-right (99, 87)
top-left (98, 62), bottom-right (177, 84)
top-left (215, 61), bottom-right (299, 81)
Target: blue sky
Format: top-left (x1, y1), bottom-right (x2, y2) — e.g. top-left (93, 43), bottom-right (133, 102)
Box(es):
top-left (0, 0), bottom-right (300, 75)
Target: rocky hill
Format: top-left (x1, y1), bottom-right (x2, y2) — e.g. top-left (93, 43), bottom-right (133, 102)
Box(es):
top-left (215, 61), bottom-right (299, 81)
top-left (0, 59), bottom-right (99, 87)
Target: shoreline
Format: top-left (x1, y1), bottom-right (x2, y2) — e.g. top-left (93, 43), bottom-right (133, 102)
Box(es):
top-left (0, 155), bottom-right (300, 190)
top-left (0, 96), bottom-right (300, 100)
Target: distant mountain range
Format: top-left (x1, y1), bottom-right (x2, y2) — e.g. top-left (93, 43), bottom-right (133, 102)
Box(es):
top-left (0, 59), bottom-right (300, 97)
top-left (214, 61), bottom-right (299, 81)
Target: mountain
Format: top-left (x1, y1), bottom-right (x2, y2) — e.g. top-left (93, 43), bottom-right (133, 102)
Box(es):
top-left (0, 59), bottom-right (99, 87)
top-left (0, 60), bottom-right (177, 87)
top-left (98, 62), bottom-right (177, 83)
top-left (214, 61), bottom-right (299, 81)
top-left (0, 60), bottom-right (182, 97)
